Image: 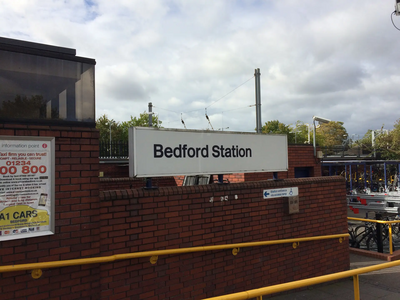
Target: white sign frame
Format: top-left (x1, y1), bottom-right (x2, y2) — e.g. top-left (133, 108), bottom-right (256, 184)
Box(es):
top-left (0, 136), bottom-right (55, 241)
top-left (129, 127), bottom-right (288, 178)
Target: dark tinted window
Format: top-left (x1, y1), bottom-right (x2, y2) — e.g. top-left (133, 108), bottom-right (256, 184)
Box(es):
top-left (295, 167), bottom-right (313, 178)
top-left (0, 50), bottom-right (95, 124)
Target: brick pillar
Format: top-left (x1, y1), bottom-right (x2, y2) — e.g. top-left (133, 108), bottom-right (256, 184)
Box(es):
top-left (0, 123), bottom-right (101, 299)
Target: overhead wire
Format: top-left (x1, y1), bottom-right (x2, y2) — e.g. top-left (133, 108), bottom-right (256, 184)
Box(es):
top-left (153, 76), bottom-right (255, 128)
top-left (219, 104), bottom-right (255, 114)
top-left (206, 75), bottom-right (255, 108)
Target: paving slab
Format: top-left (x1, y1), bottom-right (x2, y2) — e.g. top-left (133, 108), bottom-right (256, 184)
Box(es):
top-left (265, 253), bottom-right (400, 300)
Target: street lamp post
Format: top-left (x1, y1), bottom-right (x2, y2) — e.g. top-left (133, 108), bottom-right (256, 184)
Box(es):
top-left (303, 123), bottom-right (311, 144)
top-left (313, 116), bottom-right (331, 156)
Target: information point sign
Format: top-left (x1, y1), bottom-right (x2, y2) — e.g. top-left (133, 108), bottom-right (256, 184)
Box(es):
top-left (0, 136), bottom-right (55, 241)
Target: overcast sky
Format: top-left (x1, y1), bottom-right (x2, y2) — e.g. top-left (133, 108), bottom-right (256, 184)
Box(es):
top-left (1, 0), bottom-right (399, 138)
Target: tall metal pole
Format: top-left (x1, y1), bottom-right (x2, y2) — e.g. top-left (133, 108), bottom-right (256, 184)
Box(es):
top-left (313, 119), bottom-right (316, 156)
top-left (148, 102), bottom-right (153, 127)
top-left (255, 68), bottom-right (262, 133)
top-left (146, 102), bottom-right (153, 188)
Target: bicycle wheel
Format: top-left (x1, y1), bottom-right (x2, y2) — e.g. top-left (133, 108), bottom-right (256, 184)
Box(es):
top-left (354, 225), bottom-right (371, 249)
top-left (382, 233), bottom-right (396, 252)
top-left (367, 236), bottom-right (378, 251)
top-left (392, 223), bottom-right (400, 238)
top-left (348, 229), bottom-right (357, 247)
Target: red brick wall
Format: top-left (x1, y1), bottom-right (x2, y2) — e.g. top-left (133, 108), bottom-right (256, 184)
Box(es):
top-left (0, 123), bottom-right (101, 300)
top-left (99, 174), bottom-right (246, 190)
top-left (99, 177), bottom-right (178, 190)
top-left (98, 176), bottom-right (348, 299)
top-left (0, 125), bottom-right (348, 300)
top-left (100, 161), bottom-right (129, 178)
top-left (245, 145), bottom-right (321, 181)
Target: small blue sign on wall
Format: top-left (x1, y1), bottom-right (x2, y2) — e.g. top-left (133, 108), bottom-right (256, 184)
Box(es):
top-left (263, 187), bottom-right (298, 199)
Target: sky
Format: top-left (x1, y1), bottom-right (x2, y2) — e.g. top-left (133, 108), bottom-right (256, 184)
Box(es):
top-left (1, 0), bottom-right (400, 139)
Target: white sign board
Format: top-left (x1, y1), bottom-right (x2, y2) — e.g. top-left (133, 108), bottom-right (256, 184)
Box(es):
top-left (129, 127), bottom-right (288, 177)
top-left (0, 136), bottom-right (55, 241)
top-left (263, 187), bottom-right (299, 199)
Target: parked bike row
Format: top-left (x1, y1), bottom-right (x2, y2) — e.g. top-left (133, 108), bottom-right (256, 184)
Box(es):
top-left (348, 215), bottom-right (400, 253)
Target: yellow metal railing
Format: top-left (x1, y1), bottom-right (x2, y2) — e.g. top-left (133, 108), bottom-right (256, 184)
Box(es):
top-left (0, 233), bottom-right (347, 278)
top-left (202, 258), bottom-right (400, 300)
top-left (348, 216), bottom-right (400, 254)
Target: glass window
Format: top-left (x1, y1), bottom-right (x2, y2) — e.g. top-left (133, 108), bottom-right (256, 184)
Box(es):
top-left (0, 50), bottom-right (95, 124)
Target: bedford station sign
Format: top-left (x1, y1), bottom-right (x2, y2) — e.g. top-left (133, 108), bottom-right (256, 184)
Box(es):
top-left (129, 127), bottom-right (288, 177)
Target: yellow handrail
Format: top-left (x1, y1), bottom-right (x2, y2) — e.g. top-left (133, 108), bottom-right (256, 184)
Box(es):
top-left (0, 233), bottom-right (348, 274)
top-left (348, 216), bottom-right (400, 225)
top-left (348, 216), bottom-right (400, 254)
top-left (202, 258), bottom-right (400, 300)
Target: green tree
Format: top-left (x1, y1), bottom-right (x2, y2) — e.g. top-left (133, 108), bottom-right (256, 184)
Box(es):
top-left (95, 114), bottom-right (124, 141)
top-left (353, 130), bottom-right (374, 156)
top-left (316, 121), bottom-right (348, 148)
top-left (374, 121), bottom-right (400, 159)
top-left (119, 112), bottom-right (162, 141)
top-left (292, 121), bottom-right (310, 144)
top-left (261, 120), bottom-right (295, 143)
top-left (96, 112), bottom-right (162, 142)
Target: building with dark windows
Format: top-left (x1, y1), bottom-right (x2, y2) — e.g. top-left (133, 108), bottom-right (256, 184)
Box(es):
top-left (0, 37), bottom-right (96, 126)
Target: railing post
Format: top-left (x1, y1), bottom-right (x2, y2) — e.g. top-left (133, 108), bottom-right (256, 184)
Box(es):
top-left (389, 223), bottom-right (393, 254)
top-left (353, 274), bottom-right (360, 300)
top-left (375, 214), bottom-right (383, 253)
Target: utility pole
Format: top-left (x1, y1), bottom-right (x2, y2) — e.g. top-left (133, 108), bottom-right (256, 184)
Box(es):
top-left (146, 102), bottom-right (153, 188)
top-left (148, 102), bottom-right (153, 127)
top-left (255, 68), bottom-right (262, 133)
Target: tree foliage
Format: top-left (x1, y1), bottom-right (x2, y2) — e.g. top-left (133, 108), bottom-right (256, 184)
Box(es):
top-left (353, 129), bottom-right (374, 155)
top-left (119, 112), bottom-right (162, 141)
top-left (261, 120), bottom-right (295, 143)
top-left (260, 119), bottom-right (349, 147)
top-left (292, 121), bottom-right (310, 144)
top-left (374, 121), bottom-right (400, 159)
top-left (0, 95), bottom-right (58, 119)
top-left (96, 112), bottom-right (162, 142)
top-left (316, 121), bottom-right (348, 148)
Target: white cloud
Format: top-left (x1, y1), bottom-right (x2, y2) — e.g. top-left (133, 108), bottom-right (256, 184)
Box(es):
top-left (0, 0), bottom-right (399, 137)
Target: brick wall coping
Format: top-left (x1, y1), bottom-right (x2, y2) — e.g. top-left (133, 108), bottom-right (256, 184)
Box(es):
top-left (99, 177), bottom-right (177, 182)
top-left (100, 177), bottom-right (135, 182)
top-left (100, 175), bottom-right (345, 200)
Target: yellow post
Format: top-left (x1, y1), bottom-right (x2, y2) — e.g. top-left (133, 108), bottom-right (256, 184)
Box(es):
top-left (353, 274), bottom-right (360, 300)
top-left (389, 224), bottom-right (393, 255)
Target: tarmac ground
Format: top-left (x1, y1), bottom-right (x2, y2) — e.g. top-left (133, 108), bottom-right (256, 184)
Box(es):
top-left (265, 253), bottom-right (400, 300)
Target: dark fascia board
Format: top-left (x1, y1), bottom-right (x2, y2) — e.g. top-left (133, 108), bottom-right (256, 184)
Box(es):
top-left (0, 116), bottom-right (96, 128)
top-left (0, 36), bottom-right (96, 65)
